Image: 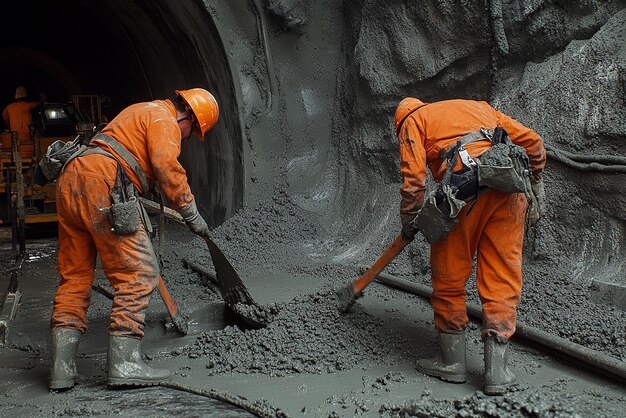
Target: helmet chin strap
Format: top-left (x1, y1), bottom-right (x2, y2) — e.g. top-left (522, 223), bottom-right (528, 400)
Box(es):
top-left (177, 108), bottom-right (194, 140)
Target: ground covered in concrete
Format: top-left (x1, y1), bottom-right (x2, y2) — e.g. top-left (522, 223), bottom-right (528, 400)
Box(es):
top-left (3, 195), bottom-right (625, 417)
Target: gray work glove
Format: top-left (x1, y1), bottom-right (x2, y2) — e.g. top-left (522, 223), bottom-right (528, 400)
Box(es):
top-left (178, 200), bottom-right (210, 238)
top-left (400, 214), bottom-right (418, 241)
top-left (528, 180), bottom-right (546, 226)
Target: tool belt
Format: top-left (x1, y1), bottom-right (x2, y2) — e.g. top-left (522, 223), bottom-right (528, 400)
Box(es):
top-left (413, 127), bottom-right (532, 244)
top-left (58, 134), bottom-right (152, 236)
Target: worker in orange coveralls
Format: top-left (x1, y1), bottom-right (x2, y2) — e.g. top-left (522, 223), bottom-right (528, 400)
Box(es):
top-left (2, 86), bottom-right (45, 141)
top-left (49, 88), bottom-right (219, 390)
top-left (394, 98), bottom-right (546, 395)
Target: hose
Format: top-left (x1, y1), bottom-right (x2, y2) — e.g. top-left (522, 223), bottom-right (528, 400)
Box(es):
top-left (160, 382), bottom-right (287, 418)
top-left (252, 0), bottom-right (277, 114)
top-left (545, 143), bottom-right (626, 173)
top-left (489, 0), bottom-right (509, 56)
top-left (374, 272), bottom-right (626, 385)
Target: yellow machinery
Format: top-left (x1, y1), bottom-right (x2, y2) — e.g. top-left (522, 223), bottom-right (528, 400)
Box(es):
top-left (0, 95), bottom-right (105, 225)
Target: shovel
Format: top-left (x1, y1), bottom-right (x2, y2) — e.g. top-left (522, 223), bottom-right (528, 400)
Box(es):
top-left (93, 275), bottom-right (188, 334)
top-left (140, 198), bottom-right (264, 328)
top-left (335, 234), bottom-right (411, 312)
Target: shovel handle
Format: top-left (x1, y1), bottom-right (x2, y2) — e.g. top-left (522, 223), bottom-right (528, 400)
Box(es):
top-left (352, 234), bottom-right (411, 295)
top-left (157, 275), bottom-right (177, 318)
top-left (139, 197), bottom-right (185, 225)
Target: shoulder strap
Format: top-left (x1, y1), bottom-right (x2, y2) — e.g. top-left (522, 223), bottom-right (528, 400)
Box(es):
top-left (92, 133), bottom-right (150, 195)
top-left (60, 145), bottom-right (116, 173)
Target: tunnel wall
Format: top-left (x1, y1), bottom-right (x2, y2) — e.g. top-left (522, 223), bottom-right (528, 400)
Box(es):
top-left (0, 0), bottom-right (244, 228)
top-left (206, 1), bottom-right (625, 288)
top-left (86, 0), bottom-right (244, 228)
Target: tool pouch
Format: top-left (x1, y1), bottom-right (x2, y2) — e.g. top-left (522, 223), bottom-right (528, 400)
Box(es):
top-left (413, 184), bottom-right (466, 244)
top-left (104, 164), bottom-right (139, 235)
top-left (476, 128), bottom-right (532, 194)
top-left (34, 139), bottom-right (82, 185)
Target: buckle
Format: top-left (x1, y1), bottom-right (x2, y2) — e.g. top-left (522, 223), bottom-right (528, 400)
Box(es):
top-left (459, 147), bottom-right (477, 168)
top-left (480, 127), bottom-right (494, 141)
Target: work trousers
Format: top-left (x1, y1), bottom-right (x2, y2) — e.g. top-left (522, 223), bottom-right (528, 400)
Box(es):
top-left (51, 154), bottom-right (159, 338)
top-left (430, 190), bottom-right (527, 342)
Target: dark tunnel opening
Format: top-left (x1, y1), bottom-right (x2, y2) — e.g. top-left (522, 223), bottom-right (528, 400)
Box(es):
top-left (0, 0), bottom-right (243, 227)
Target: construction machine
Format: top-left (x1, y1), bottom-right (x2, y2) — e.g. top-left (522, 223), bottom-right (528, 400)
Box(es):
top-left (0, 95), bottom-right (106, 225)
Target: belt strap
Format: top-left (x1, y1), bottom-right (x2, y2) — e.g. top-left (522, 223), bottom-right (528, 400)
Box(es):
top-left (442, 128), bottom-right (494, 163)
top-left (92, 133), bottom-right (150, 195)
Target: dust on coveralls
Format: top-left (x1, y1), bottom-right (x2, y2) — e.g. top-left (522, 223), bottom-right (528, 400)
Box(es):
top-left (51, 100), bottom-right (195, 338)
top-left (398, 99), bottom-right (546, 342)
top-left (2, 101), bottom-right (38, 141)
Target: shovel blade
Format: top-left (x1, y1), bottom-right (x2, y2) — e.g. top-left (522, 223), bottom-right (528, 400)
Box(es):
top-left (203, 237), bottom-right (256, 307)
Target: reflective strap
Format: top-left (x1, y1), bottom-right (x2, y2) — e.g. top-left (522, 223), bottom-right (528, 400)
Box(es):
top-left (92, 133), bottom-right (150, 195)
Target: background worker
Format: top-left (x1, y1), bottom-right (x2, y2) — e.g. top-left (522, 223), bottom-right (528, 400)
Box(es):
top-left (394, 97), bottom-right (546, 395)
top-left (2, 86), bottom-right (45, 141)
top-left (49, 88), bottom-right (219, 390)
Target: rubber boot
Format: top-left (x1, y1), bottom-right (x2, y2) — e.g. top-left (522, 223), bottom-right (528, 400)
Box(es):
top-left (49, 328), bottom-right (81, 390)
top-left (484, 337), bottom-right (516, 395)
top-left (416, 332), bottom-right (467, 383)
top-left (107, 336), bottom-right (171, 386)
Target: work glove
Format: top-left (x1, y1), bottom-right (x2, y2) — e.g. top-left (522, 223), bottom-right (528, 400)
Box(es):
top-left (178, 200), bottom-right (210, 238)
top-left (528, 180), bottom-right (546, 226)
top-left (400, 214), bottom-right (418, 241)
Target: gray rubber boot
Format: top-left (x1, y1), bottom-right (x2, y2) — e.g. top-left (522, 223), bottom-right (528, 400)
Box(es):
top-left (49, 328), bottom-right (81, 390)
top-left (484, 337), bottom-right (516, 395)
top-left (107, 336), bottom-right (171, 386)
top-left (416, 332), bottom-right (467, 383)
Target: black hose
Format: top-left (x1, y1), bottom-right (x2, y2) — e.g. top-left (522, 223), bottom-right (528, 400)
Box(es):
top-left (545, 143), bottom-right (626, 173)
top-left (160, 382), bottom-right (287, 418)
top-left (489, 0), bottom-right (509, 56)
top-left (374, 272), bottom-right (626, 385)
top-left (545, 143), bottom-right (626, 165)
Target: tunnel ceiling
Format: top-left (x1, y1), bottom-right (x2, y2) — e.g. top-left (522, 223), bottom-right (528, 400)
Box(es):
top-left (0, 0), bottom-right (243, 227)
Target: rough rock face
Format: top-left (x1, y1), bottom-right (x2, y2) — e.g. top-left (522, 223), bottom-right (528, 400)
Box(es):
top-left (265, 0), bottom-right (307, 31)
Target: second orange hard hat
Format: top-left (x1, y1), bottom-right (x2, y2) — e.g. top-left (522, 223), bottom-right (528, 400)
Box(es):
top-left (394, 97), bottom-right (426, 135)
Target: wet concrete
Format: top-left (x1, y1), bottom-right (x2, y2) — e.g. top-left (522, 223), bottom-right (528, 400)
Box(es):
top-left (1, 0), bottom-right (626, 416)
top-left (2, 217), bottom-right (625, 416)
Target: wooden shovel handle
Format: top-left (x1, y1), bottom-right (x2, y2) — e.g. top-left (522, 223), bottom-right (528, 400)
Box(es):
top-left (157, 275), bottom-right (177, 318)
top-left (139, 197), bottom-right (185, 225)
top-left (352, 234), bottom-right (411, 295)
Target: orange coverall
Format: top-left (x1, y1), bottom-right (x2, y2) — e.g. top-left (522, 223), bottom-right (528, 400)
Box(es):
top-left (2, 101), bottom-right (38, 141)
top-left (51, 100), bottom-right (194, 337)
top-left (398, 99), bottom-right (546, 342)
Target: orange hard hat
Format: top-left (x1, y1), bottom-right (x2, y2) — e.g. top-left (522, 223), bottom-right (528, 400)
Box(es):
top-left (15, 86), bottom-right (27, 99)
top-left (175, 88), bottom-right (219, 140)
top-left (394, 97), bottom-right (425, 135)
